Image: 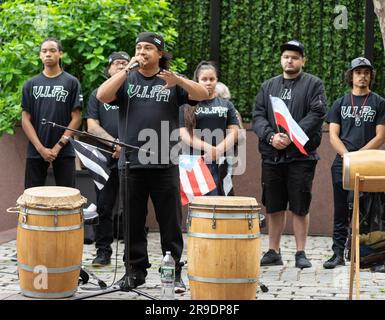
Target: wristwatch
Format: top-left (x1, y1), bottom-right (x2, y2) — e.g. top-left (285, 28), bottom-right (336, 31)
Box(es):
top-left (58, 140), bottom-right (65, 147)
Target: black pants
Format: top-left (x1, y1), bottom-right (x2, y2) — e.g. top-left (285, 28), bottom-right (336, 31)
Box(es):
top-left (331, 156), bottom-right (351, 256)
top-left (25, 157), bottom-right (75, 189)
top-left (124, 166), bottom-right (183, 270)
top-left (94, 168), bottom-right (119, 253)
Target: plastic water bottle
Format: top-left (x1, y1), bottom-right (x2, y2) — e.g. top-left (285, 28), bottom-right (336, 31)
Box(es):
top-left (160, 251), bottom-right (175, 300)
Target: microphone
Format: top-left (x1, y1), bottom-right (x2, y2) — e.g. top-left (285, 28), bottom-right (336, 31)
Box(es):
top-left (128, 61), bottom-right (140, 70)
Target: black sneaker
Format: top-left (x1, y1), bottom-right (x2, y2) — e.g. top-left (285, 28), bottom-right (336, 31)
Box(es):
top-left (323, 254), bottom-right (345, 269)
top-left (175, 268), bottom-right (186, 293)
top-left (92, 250), bottom-right (112, 267)
top-left (116, 267), bottom-right (147, 289)
top-left (260, 249), bottom-right (283, 266)
top-left (295, 251), bottom-right (312, 269)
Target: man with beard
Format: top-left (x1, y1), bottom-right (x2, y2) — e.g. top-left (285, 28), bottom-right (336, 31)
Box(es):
top-left (252, 40), bottom-right (327, 269)
top-left (323, 57), bottom-right (385, 269)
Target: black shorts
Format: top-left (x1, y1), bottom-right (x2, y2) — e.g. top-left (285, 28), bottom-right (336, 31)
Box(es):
top-left (261, 160), bottom-right (317, 216)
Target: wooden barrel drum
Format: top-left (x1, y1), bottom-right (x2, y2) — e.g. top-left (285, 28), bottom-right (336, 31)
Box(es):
top-left (343, 150), bottom-right (385, 191)
top-left (16, 186), bottom-right (86, 298)
top-left (187, 196), bottom-right (261, 300)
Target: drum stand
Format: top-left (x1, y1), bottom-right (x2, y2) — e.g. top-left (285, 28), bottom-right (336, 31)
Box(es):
top-left (348, 173), bottom-right (385, 300)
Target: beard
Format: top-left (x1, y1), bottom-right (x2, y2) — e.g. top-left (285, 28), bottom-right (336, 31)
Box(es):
top-left (284, 66), bottom-right (301, 74)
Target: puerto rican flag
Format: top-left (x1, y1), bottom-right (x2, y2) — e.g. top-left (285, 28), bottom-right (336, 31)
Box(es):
top-left (270, 95), bottom-right (309, 156)
top-left (179, 155), bottom-right (216, 206)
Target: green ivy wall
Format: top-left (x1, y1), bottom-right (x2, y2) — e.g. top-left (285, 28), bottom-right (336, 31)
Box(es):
top-left (172, 0), bottom-right (385, 121)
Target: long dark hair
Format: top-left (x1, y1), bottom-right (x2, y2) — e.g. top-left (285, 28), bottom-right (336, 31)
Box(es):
top-left (345, 68), bottom-right (376, 88)
top-left (40, 37), bottom-right (64, 69)
top-left (159, 51), bottom-right (172, 70)
top-left (184, 61), bottom-right (218, 135)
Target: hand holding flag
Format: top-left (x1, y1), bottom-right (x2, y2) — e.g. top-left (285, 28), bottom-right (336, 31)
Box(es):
top-left (270, 96), bottom-right (309, 156)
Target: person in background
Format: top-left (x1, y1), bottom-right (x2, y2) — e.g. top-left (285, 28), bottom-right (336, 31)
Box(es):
top-left (85, 51), bottom-right (130, 266)
top-left (21, 37), bottom-right (82, 189)
top-left (180, 61), bottom-right (239, 196)
top-left (252, 40), bottom-right (326, 269)
top-left (323, 57), bottom-right (385, 269)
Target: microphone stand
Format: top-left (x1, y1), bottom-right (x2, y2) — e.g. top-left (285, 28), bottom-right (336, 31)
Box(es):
top-left (41, 119), bottom-right (150, 154)
top-left (42, 119), bottom-right (157, 300)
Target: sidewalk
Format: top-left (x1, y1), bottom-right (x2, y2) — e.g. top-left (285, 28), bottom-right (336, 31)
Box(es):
top-left (0, 232), bottom-right (385, 300)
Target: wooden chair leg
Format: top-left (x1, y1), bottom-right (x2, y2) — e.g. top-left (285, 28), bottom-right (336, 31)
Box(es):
top-left (349, 174), bottom-right (361, 300)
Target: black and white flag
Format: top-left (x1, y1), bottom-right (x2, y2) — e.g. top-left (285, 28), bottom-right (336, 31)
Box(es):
top-left (69, 137), bottom-right (110, 190)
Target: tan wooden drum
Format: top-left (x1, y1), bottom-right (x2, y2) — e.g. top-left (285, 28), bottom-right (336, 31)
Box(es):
top-left (187, 196), bottom-right (261, 300)
top-left (343, 150), bottom-right (385, 191)
top-left (16, 186), bottom-right (86, 298)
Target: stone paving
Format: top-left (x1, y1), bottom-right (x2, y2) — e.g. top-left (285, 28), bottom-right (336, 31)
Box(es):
top-left (0, 232), bottom-right (385, 300)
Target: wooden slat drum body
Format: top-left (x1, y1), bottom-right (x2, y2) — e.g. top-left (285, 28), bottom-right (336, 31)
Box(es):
top-left (343, 150), bottom-right (385, 192)
top-left (187, 196), bottom-right (261, 300)
top-left (16, 187), bottom-right (86, 298)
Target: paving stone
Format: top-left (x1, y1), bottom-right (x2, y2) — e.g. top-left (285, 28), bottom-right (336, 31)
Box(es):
top-left (1, 233), bottom-right (384, 300)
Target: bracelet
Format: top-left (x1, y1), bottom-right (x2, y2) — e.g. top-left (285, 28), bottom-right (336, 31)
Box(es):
top-left (58, 140), bottom-right (65, 147)
top-left (268, 134), bottom-right (274, 145)
top-left (112, 138), bottom-right (119, 151)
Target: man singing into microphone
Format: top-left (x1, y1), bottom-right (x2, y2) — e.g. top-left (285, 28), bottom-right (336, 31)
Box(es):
top-left (97, 32), bottom-right (208, 292)
top-left (21, 38), bottom-right (83, 188)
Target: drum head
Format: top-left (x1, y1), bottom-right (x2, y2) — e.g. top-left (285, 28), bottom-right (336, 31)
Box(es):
top-left (16, 186), bottom-right (86, 209)
top-left (190, 196), bottom-right (259, 211)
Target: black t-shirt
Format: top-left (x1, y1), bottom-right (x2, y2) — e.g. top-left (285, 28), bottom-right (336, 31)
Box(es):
top-left (85, 89), bottom-right (120, 167)
top-left (179, 97), bottom-right (239, 149)
top-left (327, 92), bottom-right (385, 152)
top-left (22, 71), bottom-right (83, 158)
top-left (116, 70), bottom-right (190, 168)
top-left (85, 89), bottom-right (119, 139)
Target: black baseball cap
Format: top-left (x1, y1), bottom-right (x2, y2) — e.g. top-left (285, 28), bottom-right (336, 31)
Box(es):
top-left (350, 57), bottom-right (373, 71)
top-left (108, 51), bottom-right (130, 66)
top-left (280, 40), bottom-right (305, 56)
top-left (135, 32), bottom-right (165, 51)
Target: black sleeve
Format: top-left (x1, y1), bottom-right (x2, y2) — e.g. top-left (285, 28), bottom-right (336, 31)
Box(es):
top-left (71, 78), bottom-right (83, 111)
top-left (21, 81), bottom-right (32, 113)
top-left (175, 84), bottom-right (191, 107)
top-left (226, 101), bottom-right (240, 126)
top-left (252, 82), bottom-right (275, 143)
top-left (297, 78), bottom-right (327, 137)
top-left (115, 81), bottom-right (128, 109)
top-left (375, 97), bottom-right (385, 125)
top-left (84, 90), bottom-right (100, 120)
top-left (326, 98), bottom-right (343, 124)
